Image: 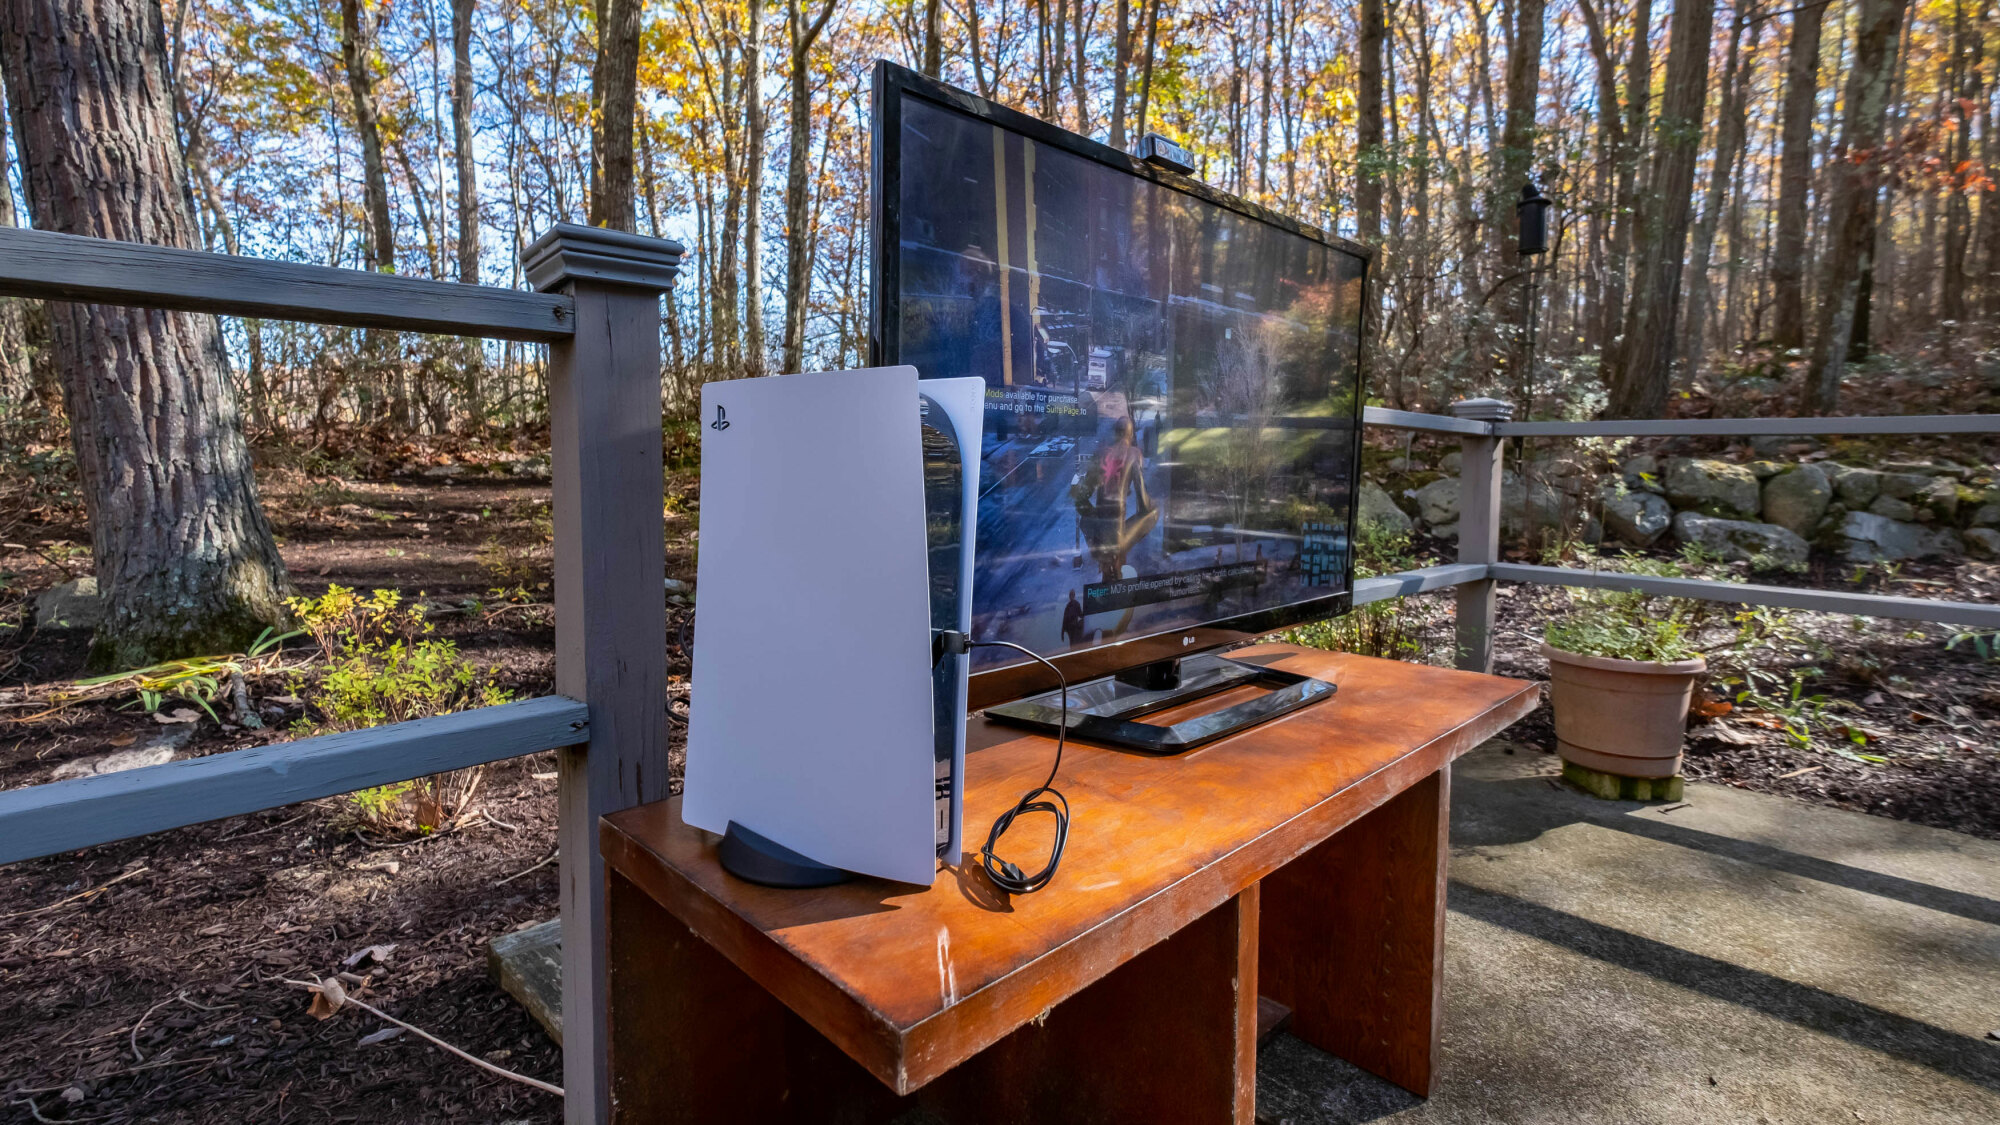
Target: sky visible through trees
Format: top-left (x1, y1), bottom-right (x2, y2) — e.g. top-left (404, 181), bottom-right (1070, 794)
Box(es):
top-left (3, 0), bottom-right (1996, 427)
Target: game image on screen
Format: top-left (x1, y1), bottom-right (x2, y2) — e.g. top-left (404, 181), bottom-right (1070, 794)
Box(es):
top-left (889, 91), bottom-right (1367, 670)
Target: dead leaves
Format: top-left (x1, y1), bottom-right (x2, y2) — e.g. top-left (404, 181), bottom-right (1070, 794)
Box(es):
top-left (152, 708), bottom-right (201, 724)
top-left (305, 976), bottom-right (347, 1020)
top-left (341, 943), bottom-right (398, 971)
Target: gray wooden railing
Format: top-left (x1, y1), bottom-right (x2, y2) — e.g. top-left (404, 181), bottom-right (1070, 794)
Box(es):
top-left (1360, 400), bottom-right (2000, 672)
top-left (0, 221), bottom-right (680, 1125)
top-left (0, 224), bottom-right (1996, 1123)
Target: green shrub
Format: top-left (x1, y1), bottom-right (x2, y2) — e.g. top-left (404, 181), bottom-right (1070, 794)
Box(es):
top-left (289, 585), bottom-right (511, 833)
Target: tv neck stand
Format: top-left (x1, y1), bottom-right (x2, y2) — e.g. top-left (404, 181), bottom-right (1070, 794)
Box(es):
top-left (983, 650), bottom-right (1334, 754)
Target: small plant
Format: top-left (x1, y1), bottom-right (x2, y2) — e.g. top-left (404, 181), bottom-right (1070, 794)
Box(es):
top-left (1544, 573), bottom-right (1704, 665)
top-left (1722, 668), bottom-right (1877, 762)
top-left (76, 626), bottom-right (301, 725)
top-left (1946, 629), bottom-right (2000, 663)
top-left (289, 585), bottom-right (512, 833)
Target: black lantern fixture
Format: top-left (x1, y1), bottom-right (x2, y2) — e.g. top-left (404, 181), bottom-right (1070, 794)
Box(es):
top-left (1517, 181), bottom-right (1551, 256)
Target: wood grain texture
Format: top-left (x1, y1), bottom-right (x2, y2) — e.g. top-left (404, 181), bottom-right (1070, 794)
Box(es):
top-left (602, 646), bottom-right (1535, 1095)
top-left (1258, 766), bottom-right (1450, 1096)
top-left (0, 226), bottom-right (574, 341)
top-left (0, 695), bottom-right (588, 865)
top-left (547, 266), bottom-right (675, 1125)
top-left (608, 870), bottom-right (1260, 1123)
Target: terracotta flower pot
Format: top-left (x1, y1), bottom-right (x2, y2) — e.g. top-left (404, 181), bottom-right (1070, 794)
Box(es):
top-left (1541, 643), bottom-right (1706, 779)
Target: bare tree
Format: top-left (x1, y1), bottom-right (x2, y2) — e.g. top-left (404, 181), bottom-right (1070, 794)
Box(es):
top-left (1805, 0), bottom-right (1910, 413)
top-left (339, 0), bottom-right (396, 268)
top-left (1355, 0), bottom-right (1385, 245)
top-left (743, 0), bottom-right (769, 374)
top-left (1770, 0), bottom-right (1826, 352)
top-left (0, 0), bottom-right (291, 668)
top-left (589, 0), bottom-right (644, 230)
top-left (1109, 0), bottom-right (1132, 148)
top-left (1682, 6), bottom-right (1759, 380)
top-left (0, 69), bottom-right (35, 402)
top-left (782, 0), bottom-right (838, 375)
top-left (452, 0), bottom-right (482, 277)
top-left (1606, 0), bottom-right (1714, 418)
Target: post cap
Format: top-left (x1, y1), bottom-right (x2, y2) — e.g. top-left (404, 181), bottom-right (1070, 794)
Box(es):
top-left (1448, 397), bottom-right (1515, 423)
top-left (523, 222), bottom-right (685, 293)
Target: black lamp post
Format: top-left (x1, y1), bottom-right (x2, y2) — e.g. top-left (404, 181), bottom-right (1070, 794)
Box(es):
top-left (1517, 181), bottom-right (1552, 257)
top-left (1516, 181), bottom-right (1553, 431)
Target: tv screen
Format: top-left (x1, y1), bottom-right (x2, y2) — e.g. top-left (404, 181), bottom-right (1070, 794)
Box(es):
top-left (872, 63), bottom-right (1368, 705)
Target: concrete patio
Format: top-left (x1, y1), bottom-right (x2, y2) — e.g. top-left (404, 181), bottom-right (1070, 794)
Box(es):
top-left (1256, 741), bottom-right (2000, 1124)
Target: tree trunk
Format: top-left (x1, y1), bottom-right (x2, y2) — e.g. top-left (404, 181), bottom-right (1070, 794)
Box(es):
top-left (1492, 0), bottom-right (1545, 379)
top-left (1109, 0), bottom-right (1131, 149)
top-left (1804, 0), bottom-right (1909, 414)
top-left (1574, 0), bottom-right (1624, 353)
top-left (1599, 0), bottom-right (1650, 369)
top-left (589, 0), bottom-right (643, 230)
top-left (922, 0), bottom-right (941, 76)
top-left (1770, 0), bottom-right (1825, 352)
top-left (1939, 0), bottom-right (1981, 323)
top-left (450, 0), bottom-right (485, 431)
top-left (0, 69), bottom-right (35, 403)
top-left (1354, 0), bottom-right (1384, 245)
top-left (338, 0), bottom-right (395, 269)
top-left (0, 0), bottom-right (291, 668)
top-left (1682, 9), bottom-right (1757, 382)
top-left (452, 0), bottom-right (481, 281)
top-left (1605, 0), bottom-right (1713, 418)
top-left (782, 0), bottom-right (836, 376)
top-left (743, 0), bottom-right (768, 375)
top-left (1135, 0), bottom-right (1159, 137)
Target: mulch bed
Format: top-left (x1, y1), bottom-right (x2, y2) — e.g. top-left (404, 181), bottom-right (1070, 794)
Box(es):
top-left (1, 468), bottom-right (697, 1123)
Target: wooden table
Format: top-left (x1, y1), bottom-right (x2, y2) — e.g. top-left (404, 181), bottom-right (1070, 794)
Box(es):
top-left (600, 645), bottom-right (1537, 1123)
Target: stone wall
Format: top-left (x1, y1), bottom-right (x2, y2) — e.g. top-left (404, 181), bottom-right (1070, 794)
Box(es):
top-left (1359, 450), bottom-right (1999, 566)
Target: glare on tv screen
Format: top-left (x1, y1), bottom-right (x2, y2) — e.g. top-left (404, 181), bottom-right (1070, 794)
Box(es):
top-left (892, 93), bottom-right (1366, 670)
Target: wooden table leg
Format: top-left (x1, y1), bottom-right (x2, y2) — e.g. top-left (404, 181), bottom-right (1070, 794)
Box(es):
top-left (925, 884), bottom-right (1260, 1124)
top-left (606, 868), bottom-right (902, 1124)
top-left (608, 869), bottom-right (1260, 1123)
top-left (1256, 765), bottom-right (1449, 1097)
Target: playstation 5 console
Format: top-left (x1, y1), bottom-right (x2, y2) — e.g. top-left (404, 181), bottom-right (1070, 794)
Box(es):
top-left (681, 367), bottom-right (982, 887)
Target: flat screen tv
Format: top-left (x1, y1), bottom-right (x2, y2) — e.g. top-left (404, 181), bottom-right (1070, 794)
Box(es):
top-left (871, 62), bottom-right (1370, 715)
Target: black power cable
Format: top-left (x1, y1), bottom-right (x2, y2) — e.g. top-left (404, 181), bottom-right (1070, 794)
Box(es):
top-left (963, 639), bottom-right (1070, 895)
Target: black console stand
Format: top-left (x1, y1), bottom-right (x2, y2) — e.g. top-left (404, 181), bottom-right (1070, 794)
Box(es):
top-left (718, 821), bottom-right (855, 888)
top-left (984, 651), bottom-right (1335, 754)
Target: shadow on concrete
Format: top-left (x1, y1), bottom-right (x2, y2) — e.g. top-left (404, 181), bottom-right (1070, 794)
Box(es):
top-left (1454, 775), bottom-right (2000, 928)
top-left (1256, 1032), bottom-right (1423, 1125)
top-left (1448, 880), bottom-right (2000, 1094)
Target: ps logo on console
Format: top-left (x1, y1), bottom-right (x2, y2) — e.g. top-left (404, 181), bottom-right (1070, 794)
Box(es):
top-left (711, 405), bottom-right (731, 432)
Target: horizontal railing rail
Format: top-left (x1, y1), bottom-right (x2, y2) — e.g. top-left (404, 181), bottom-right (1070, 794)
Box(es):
top-left (0, 226), bottom-right (576, 341)
top-left (1362, 403), bottom-right (2000, 439)
top-left (1494, 415), bottom-right (2000, 438)
top-left (1491, 563), bottom-right (2000, 630)
top-left (0, 696), bottom-right (589, 865)
top-left (1361, 405), bottom-right (1494, 436)
top-left (1353, 563), bottom-right (1490, 606)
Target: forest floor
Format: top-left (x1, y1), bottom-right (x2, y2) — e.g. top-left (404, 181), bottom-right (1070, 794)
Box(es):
top-left (0, 443), bottom-right (1996, 1123)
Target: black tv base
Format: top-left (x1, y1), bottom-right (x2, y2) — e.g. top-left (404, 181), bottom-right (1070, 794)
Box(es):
top-left (982, 651), bottom-right (1335, 754)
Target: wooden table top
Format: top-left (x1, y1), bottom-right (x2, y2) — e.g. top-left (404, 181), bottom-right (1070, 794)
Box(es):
top-left (601, 645), bottom-right (1538, 1094)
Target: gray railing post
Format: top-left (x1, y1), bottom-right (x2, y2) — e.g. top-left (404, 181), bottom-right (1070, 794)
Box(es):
top-left (526, 223), bottom-right (684, 1125)
top-left (1448, 397), bottom-right (1512, 672)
